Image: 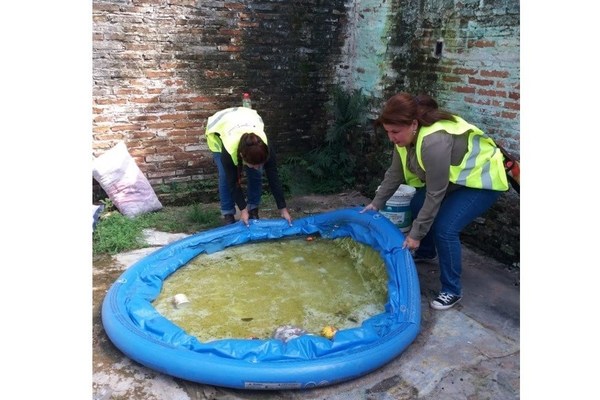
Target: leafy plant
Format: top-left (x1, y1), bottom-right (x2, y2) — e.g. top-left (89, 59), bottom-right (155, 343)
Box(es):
top-left (99, 197), bottom-right (114, 213)
top-left (93, 212), bottom-right (146, 255)
top-left (280, 86), bottom-right (371, 194)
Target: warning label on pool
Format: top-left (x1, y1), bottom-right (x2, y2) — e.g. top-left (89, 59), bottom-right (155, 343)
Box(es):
top-left (245, 381), bottom-right (303, 389)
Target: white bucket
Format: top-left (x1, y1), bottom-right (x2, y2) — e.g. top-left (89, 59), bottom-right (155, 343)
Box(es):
top-left (379, 184), bottom-right (416, 233)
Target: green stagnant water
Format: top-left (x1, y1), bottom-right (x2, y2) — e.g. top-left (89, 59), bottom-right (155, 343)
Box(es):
top-left (153, 236), bottom-right (388, 342)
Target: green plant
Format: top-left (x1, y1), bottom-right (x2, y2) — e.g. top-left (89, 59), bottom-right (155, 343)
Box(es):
top-left (280, 86), bottom-right (371, 194)
top-left (93, 203), bottom-right (224, 255)
top-left (93, 212), bottom-right (146, 255)
top-left (187, 204), bottom-right (221, 225)
top-left (99, 197), bottom-right (114, 213)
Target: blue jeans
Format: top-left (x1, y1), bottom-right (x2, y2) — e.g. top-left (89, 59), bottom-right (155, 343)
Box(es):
top-left (212, 152), bottom-right (263, 215)
top-left (410, 186), bottom-right (502, 296)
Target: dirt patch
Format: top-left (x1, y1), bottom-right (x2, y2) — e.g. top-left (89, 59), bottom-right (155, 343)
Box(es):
top-left (263, 190), bottom-right (371, 218)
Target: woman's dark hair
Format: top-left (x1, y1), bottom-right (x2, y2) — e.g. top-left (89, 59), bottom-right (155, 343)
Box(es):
top-left (238, 132), bottom-right (269, 165)
top-left (374, 92), bottom-right (456, 129)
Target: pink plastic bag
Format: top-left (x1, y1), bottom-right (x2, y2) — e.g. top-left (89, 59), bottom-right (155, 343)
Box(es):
top-left (93, 142), bottom-right (163, 217)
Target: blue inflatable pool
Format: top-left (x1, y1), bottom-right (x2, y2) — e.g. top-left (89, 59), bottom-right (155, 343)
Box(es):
top-left (102, 207), bottom-right (421, 389)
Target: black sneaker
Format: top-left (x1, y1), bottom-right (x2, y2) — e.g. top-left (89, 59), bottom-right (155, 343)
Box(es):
top-left (248, 208), bottom-right (259, 220)
top-left (223, 214), bottom-right (236, 225)
top-left (412, 252), bottom-right (439, 263)
top-left (430, 292), bottom-right (462, 310)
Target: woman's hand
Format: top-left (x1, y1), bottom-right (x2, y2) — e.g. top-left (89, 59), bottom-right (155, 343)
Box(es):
top-left (359, 203), bottom-right (379, 213)
top-left (240, 208), bottom-right (250, 226)
top-left (402, 236), bottom-right (420, 252)
top-left (280, 208), bottom-right (293, 226)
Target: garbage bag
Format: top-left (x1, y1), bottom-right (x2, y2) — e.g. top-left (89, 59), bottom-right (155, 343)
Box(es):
top-left (92, 141), bottom-right (162, 217)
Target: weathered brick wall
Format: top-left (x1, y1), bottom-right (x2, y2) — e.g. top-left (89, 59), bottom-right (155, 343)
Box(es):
top-left (93, 0), bottom-right (347, 204)
top-left (334, 0), bottom-right (520, 264)
top-left (93, 0), bottom-right (520, 264)
top-left (385, 0), bottom-right (520, 264)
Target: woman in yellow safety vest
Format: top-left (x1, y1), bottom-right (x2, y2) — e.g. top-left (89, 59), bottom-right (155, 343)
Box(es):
top-left (361, 93), bottom-right (509, 310)
top-left (206, 107), bottom-right (292, 226)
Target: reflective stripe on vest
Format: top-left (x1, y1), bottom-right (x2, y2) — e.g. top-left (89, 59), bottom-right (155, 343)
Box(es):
top-left (205, 107), bottom-right (268, 165)
top-left (414, 116), bottom-right (508, 191)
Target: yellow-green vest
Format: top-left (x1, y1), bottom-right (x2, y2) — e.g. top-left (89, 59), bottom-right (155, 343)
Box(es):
top-left (396, 116), bottom-right (508, 191)
top-left (205, 107), bottom-right (268, 166)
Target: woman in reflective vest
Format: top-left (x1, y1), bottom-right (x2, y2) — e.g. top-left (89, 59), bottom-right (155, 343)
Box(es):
top-left (206, 107), bottom-right (292, 226)
top-left (362, 93), bottom-right (509, 310)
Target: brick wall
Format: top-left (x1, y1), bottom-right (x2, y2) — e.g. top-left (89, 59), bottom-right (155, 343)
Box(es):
top-left (93, 0), bottom-right (347, 204)
top-left (93, 0), bottom-right (520, 264)
top-left (332, 0), bottom-right (520, 264)
top-left (382, 0), bottom-right (520, 264)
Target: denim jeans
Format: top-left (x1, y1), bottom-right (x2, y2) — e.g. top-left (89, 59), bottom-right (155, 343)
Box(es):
top-left (212, 152), bottom-right (262, 215)
top-left (410, 186), bottom-right (502, 296)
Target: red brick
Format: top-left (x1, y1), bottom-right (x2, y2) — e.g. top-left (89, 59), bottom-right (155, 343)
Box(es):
top-left (481, 70), bottom-right (510, 78)
top-left (146, 122), bottom-right (175, 129)
top-left (129, 115), bottom-right (159, 122)
top-left (477, 89), bottom-right (506, 97)
top-left (95, 98), bottom-right (127, 105)
top-left (130, 132), bottom-right (156, 140)
top-left (468, 77), bottom-right (494, 86)
top-left (93, 133), bottom-right (125, 141)
top-left (129, 147), bottom-right (157, 156)
top-left (111, 124), bottom-right (144, 132)
top-left (453, 68), bottom-right (478, 75)
top-left (93, 116), bottom-right (112, 123)
top-left (217, 45), bottom-right (241, 52)
top-left (130, 97), bottom-right (160, 104)
top-left (454, 86), bottom-right (476, 94)
top-left (442, 75), bottom-right (462, 83)
top-left (160, 114), bottom-right (188, 121)
top-left (174, 121), bottom-right (202, 129)
top-left (115, 88), bottom-right (144, 95)
top-left (467, 39), bottom-right (495, 48)
top-left (145, 70), bottom-right (175, 78)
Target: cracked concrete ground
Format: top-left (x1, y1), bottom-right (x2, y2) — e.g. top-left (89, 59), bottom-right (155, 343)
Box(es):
top-left (92, 192), bottom-right (519, 399)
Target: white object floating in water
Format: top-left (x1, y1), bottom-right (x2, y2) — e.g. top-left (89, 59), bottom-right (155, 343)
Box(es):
top-left (173, 293), bottom-right (190, 308)
top-left (272, 325), bottom-right (307, 342)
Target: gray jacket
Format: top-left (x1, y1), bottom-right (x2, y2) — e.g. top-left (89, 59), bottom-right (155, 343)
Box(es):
top-left (372, 131), bottom-right (469, 240)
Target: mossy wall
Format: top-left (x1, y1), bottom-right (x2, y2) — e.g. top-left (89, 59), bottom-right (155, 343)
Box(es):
top-left (334, 0), bottom-right (520, 264)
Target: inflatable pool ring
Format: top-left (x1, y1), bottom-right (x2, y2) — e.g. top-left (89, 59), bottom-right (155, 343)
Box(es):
top-left (102, 207), bottom-right (421, 389)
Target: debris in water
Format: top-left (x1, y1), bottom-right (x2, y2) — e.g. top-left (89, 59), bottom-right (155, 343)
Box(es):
top-left (320, 325), bottom-right (338, 340)
top-left (272, 325), bottom-right (307, 342)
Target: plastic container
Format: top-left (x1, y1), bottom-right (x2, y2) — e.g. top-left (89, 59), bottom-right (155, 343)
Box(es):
top-left (242, 92), bottom-right (252, 108)
top-left (379, 184), bottom-right (416, 233)
top-left (173, 293), bottom-right (190, 308)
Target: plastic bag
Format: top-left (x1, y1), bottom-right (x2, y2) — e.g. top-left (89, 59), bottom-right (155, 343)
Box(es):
top-left (92, 142), bottom-right (163, 217)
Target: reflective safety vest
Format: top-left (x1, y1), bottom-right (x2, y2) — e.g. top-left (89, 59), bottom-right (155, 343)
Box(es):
top-left (205, 107), bottom-right (269, 166)
top-left (396, 116), bottom-right (509, 191)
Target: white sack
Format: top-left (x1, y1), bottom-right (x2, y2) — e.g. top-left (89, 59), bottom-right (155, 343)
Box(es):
top-left (92, 142), bottom-right (163, 217)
